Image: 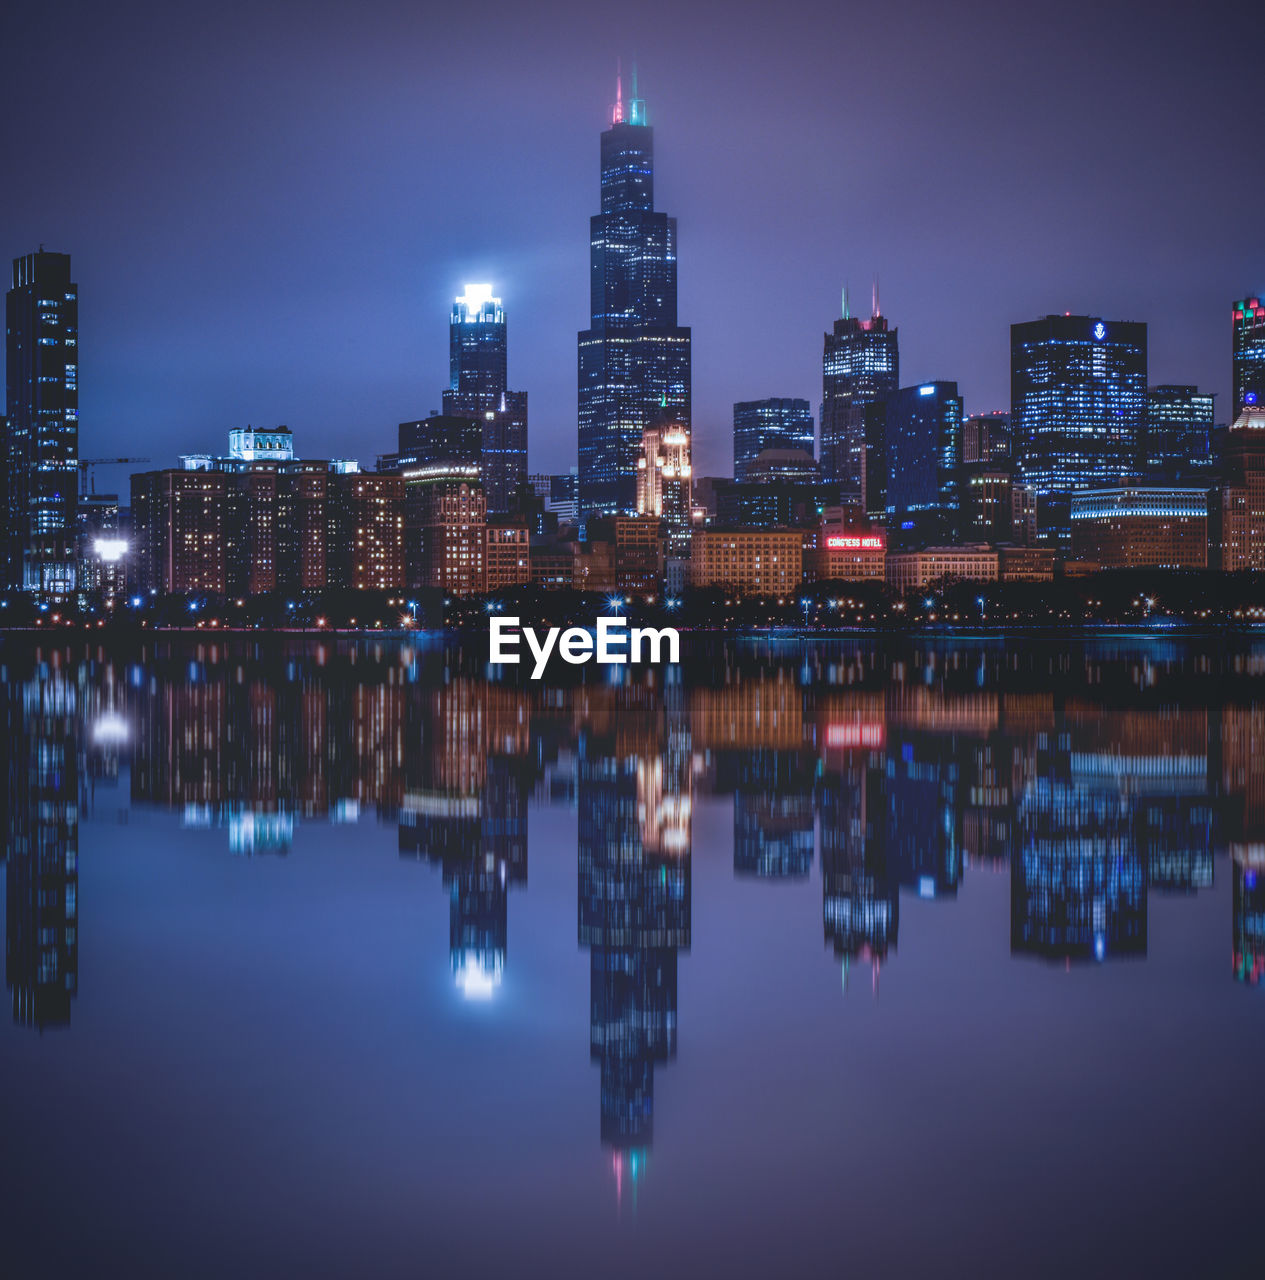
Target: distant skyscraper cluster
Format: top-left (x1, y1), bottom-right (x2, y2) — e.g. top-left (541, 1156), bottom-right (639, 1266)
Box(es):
top-left (2, 71), bottom-right (1263, 606)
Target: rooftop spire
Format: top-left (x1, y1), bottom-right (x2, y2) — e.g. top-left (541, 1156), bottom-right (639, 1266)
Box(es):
top-left (842, 282), bottom-right (850, 320)
top-left (629, 59), bottom-right (645, 125)
top-left (872, 274), bottom-right (880, 319)
top-left (612, 57), bottom-right (624, 125)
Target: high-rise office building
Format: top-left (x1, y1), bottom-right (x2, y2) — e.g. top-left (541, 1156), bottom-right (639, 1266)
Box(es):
top-left (882, 381), bottom-right (963, 547)
top-left (821, 288), bottom-right (898, 504)
top-left (636, 421), bottom-right (692, 558)
top-left (1233, 297), bottom-right (1265, 420)
top-left (4, 251), bottom-right (79, 594)
top-left (578, 71), bottom-right (691, 518)
top-left (1143, 385), bottom-right (1214, 478)
top-left (961, 412), bottom-right (1010, 466)
top-left (732, 398), bottom-right (813, 482)
top-left (1012, 314), bottom-right (1147, 545)
top-left (441, 285), bottom-right (528, 515)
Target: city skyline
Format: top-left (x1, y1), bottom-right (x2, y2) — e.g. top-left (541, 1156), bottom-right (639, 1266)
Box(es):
top-left (1, 0), bottom-right (1260, 485)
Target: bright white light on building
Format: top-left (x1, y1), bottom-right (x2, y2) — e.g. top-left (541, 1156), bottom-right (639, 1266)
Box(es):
top-left (456, 284), bottom-right (498, 319)
top-left (93, 537), bottom-right (129, 562)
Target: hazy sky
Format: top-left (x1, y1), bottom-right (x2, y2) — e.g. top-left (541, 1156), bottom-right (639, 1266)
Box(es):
top-left (3, 0), bottom-right (1261, 483)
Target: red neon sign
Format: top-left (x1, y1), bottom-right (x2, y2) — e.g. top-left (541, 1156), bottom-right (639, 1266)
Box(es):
top-left (824, 533), bottom-right (884, 550)
top-left (825, 722), bottom-right (886, 749)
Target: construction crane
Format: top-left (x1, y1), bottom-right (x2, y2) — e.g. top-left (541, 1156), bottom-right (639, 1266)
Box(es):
top-left (77, 457), bottom-right (150, 496)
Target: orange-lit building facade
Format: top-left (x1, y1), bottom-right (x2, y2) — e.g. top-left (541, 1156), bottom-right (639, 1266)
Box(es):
top-left (690, 528), bottom-right (803, 595)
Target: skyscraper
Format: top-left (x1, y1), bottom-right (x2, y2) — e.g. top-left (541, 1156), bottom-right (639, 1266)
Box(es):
top-left (578, 70), bottom-right (691, 519)
top-left (1143, 385), bottom-right (1214, 478)
top-left (1011, 314), bottom-right (1147, 545)
top-left (4, 251), bottom-right (79, 593)
top-left (636, 420), bottom-right (692, 558)
top-left (881, 381), bottom-right (963, 547)
top-left (820, 286), bottom-right (898, 504)
top-left (1232, 297), bottom-right (1265, 419)
top-left (732, 398), bottom-right (813, 482)
top-left (441, 285), bottom-right (528, 515)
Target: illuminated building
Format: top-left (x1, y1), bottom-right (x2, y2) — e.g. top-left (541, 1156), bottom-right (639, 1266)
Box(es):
top-left (729, 750), bottom-right (816, 878)
top-left (578, 71), bottom-right (691, 517)
top-left (960, 469), bottom-right (1032, 544)
top-left (131, 468), bottom-right (229, 594)
top-left (745, 447), bottom-right (819, 483)
top-left (403, 462), bottom-right (486, 594)
top-left (530, 535), bottom-right (577, 589)
top-left (689, 527), bottom-right (803, 595)
top-left (580, 514), bottom-right (664, 597)
top-left (485, 520), bottom-right (531, 591)
top-left (961, 412), bottom-right (1010, 465)
top-left (636, 421), bottom-right (692, 557)
top-left (733, 398), bottom-right (813, 482)
top-left (997, 546), bottom-right (1056, 581)
top-left (227, 424), bottom-right (294, 461)
top-left (328, 472), bottom-right (406, 590)
top-left (1233, 296), bottom-right (1265, 419)
top-left (4, 251), bottom-right (79, 594)
top-left (1070, 485), bottom-right (1208, 569)
top-left (1012, 314), bottom-right (1147, 545)
top-left (1212, 405), bottom-right (1265, 570)
top-left (820, 287), bottom-right (898, 502)
top-left (383, 414), bottom-right (482, 475)
top-left (885, 545), bottom-right (998, 594)
top-left (806, 526), bottom-right (886, 581)
top-left (441, 285), bottom-right (528, 514)
top-left (1143, 385), bottom-right (1214, 478)
top-left (881, 381), bottom-right (963, 545)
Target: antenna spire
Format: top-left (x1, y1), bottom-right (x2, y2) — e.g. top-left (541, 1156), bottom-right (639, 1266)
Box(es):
top-left (613, 57), bottom-right (624, 125)
top-left (629, 58), bottom-right (645, 125)
top-left (872, 274), bottom-right (880, 319)
top-left (842, 282), bottom-right (850, 320)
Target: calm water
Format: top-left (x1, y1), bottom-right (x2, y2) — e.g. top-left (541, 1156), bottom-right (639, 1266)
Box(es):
top-left (3, 635), bottom-right (1263, 1278)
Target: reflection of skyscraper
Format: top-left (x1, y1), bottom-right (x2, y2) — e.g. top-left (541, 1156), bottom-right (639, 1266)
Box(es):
top-left (1232, 846), bottom-right (1265, 987)
top-left (1012, 764), bottom-right (1146, 962)
top-left (578, 72), bottom-right (692, 518)
top-left (578, 721), bottom-right (691, 1154)
top-left (5, 675), bottom-right (79, 1029)
top-left (730, 751), bottom-right (815, 879)
top-left (398, 685), bottom-right (529, 997)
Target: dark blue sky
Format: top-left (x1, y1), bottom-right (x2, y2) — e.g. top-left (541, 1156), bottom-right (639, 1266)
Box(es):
top-left (3, 0), bottom-right (1261, 481)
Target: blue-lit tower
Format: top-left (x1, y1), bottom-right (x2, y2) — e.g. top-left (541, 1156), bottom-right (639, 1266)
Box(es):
top-left (732, 398), bottom-right (814, 482)
top-left (578, 68), bottom-right (691, 519)
top-left (1011, 314), bottom-right (1147, 546)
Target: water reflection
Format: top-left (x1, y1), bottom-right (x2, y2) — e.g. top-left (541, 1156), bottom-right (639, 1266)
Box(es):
top-left (3, 638), bottom-right (1264, 1089)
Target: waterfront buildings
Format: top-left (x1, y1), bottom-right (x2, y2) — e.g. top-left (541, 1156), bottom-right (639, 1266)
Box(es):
top-left (1012, 314), bottom-right (1147, 545)
top-left (578, 75), bottom-right (691, 518)
top-left (689, 527), bottom-right (803, 595)
top-left (4, 251), bottom-right (79, 594)
top-left (1214, 404), bottom-right (1265, 571)
top-left (733, 398), bottom-right (813, 482)
top-left (635, 421), bottom-right (692, 557)
top-left (1070, 485), bottom-right (1209, 569)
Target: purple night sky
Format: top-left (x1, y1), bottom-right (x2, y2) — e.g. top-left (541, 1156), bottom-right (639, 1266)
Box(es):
top-left (2, 0), bottom-right (1261, 482)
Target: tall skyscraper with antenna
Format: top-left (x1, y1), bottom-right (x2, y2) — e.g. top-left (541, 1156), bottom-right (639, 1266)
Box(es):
top-left (578, 66), bottom-right (691, 519)
top-left (820, 282), bottom-right (898, 506)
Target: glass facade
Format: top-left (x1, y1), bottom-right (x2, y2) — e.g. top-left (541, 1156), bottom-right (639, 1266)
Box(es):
top-left (1143, 385), bottom-right (1214, 479)
top-left (1011, 314), bottom-right (1147, 546)
top-left (1233, 297), bottom-right (1265, 420)
top-left (821, 306), bottom-right (898, 503)
top-left (882, 381), bottom-right (963, 547)
top-left (578, 90), bottom-right (691, 518)
top-left (732, 398), bottom-right (813, 482)
top-left (4, 251), bottom-right (79, 594)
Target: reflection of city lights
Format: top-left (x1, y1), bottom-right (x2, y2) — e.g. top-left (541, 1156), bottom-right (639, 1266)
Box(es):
top-left (454, 950), bottom-right (502, 1000)
top-left (92, 712), bottom-right (129, 743)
